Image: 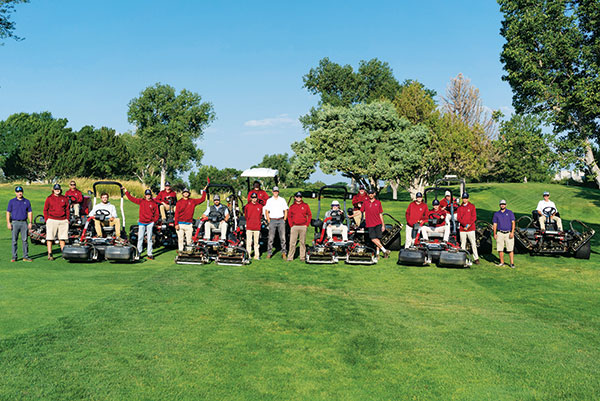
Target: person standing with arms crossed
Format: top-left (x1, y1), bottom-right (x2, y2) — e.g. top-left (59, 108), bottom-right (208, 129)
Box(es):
top-left (123, 187), bottom-right (160, 260)
top-left (492, 199), bottom-right (516, 268)
top-left (244, 193), bottom-right (264, 260)
top-left (287, 192), bottom-right (312, 261)
top-left (6, 186), bottom-right (33, 262)
top-left (44, 184), bottom-right (70, 260)
top-left (264, 186), bottom-right (288, 259)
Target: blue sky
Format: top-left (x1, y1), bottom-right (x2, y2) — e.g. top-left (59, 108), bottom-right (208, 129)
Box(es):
top-left (0, 0), bottom-right (513, 183)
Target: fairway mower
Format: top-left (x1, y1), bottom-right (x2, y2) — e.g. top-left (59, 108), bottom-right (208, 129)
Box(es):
top-left (62, 181), bottom-right (139, 262)
top-left (175, 183), bottom-right (250, 266)
top-left (514, 208), bottom-right (594, 259)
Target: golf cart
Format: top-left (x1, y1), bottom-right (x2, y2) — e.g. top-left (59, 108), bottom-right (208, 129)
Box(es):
top-left (241, 167), bottom-right (279, 193)
top-left (175, 183), bottom-right (250, 266)
top-left (514, 207), bottom-right (594, 259)
top-left (62, 181), bottom-right (139, 262)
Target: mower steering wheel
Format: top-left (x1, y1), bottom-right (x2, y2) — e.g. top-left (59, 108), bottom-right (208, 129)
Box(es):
top-left (67, 195), bottom-right (78, 203)
top-left (95, 209), bottom-right (111, 217)
top-left (542, 206), bottom-right (557, 216)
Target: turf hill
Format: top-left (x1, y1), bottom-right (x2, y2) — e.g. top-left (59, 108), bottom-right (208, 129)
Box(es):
top-left (0, 182), bottom-right (598, 400)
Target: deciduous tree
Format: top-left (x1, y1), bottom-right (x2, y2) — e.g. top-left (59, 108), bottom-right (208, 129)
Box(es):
top-left (0, 0), bottom-right (28, 43)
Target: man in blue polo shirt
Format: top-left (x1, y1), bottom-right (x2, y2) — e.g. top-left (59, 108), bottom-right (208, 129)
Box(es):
top-left (6, 186), bottom-right (33, 262)
top-left (492, 199), bottom-right (515, 268)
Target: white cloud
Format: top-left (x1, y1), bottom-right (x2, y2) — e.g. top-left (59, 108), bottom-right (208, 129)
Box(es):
top-left (244, 114), bottom-right (298, 128)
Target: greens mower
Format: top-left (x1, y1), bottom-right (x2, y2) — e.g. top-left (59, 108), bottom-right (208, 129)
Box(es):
top-left (514, 208), bottom-right (594, 259)
top-left (62, 181), bottom-right (139, 262)
top-left (175, 183), bottom-right (249, 266)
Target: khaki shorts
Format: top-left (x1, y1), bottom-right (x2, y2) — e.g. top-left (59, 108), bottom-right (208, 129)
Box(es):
top-left (496, 231), bottom-right (514, 252)
top-left (46, 218), bottom-right (69, 241)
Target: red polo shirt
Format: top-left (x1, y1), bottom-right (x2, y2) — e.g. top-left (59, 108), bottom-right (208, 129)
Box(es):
top-left (174, 194), bottom-right (206, 224)
top-left (352, 192), bottom-right (369, 208)
top-left (244, 202), bottom-right (264, 231)
top-left (361, 199), bottom-right (383, 228)
top-left (288, 201), bottom-right (312, 227)
top-left (156, 189), bottom-right (178, 205)
top-left (125, 191), bottom-right (160, 224)
top-left (65, 188), bottom-right (83, 204)
top-left (247, 189), bottom-right (269, 205)
top-left (427, 208), bottom-right (447, 227)
top-left (405, 201), bottom-right (428, 227)
top-left (457, 202), bottom-right (477, 232)
top-left (43, 194), bottom-right (70, 221)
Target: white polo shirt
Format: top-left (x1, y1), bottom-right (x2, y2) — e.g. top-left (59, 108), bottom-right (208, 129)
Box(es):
top-left (90, 202), bottom-right (118, 219)
top-left (536, 199), bottom-right (557, 213)
top-left (264, 196), bottom-right (288, 219)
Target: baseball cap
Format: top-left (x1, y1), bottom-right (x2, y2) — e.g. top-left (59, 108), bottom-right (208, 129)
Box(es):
top-left (15, 186), bottom-right (23, 192)
top-left (462, 192), bottom-right (469, 199)
top-left (331, 200), bottom-right (340, 206)
top-left (359, 185), bottom-right (365, 190)
top-left (499, 199), bottom-right (507, 205)
top-left (445, 190), bottom-right (451, 197)
top-left (432, 199), bottom-right (440, 206)
top-left (543, 191), bottom-right (550, 196)
top-left (250, 193), bottom-right (258, 198)
top-left (53, 184), bottom-right (61, 190)
top-left (182, 188), bottom-right (190, 194)
top-left (272, 186), bottom-right (279, 191)
top-left (144, 189), bottom-right (152, 195)
top-left (214, 194), bottom-right (220, 201)
top-left (165, 181), bottom-right (171, 186)
top-left (367, 188), bottom-right (375, 194)
top-left (415, 192), bottom-right (423, 198)
top-left (295, 191), bottom-right (303, 197)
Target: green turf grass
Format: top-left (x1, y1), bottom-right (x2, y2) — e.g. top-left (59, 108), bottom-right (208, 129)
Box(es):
top-left (0, 182), bottom-right (599, 400)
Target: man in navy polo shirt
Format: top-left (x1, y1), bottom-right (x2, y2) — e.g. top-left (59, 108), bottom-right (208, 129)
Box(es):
top-left (6, 186), bottom-right (33, 262)
top-left (492, 199), bottom-right (516, 268)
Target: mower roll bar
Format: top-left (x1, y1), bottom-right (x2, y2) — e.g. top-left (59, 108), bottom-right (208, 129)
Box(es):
top-left (423, 186), bottom-right (458, 237)
top-left (434, 175), bottom-right (466, 196)
top-left (315, 185), bottom-right (350, 229)
top-left (91, 181), bottom-right (125, 233)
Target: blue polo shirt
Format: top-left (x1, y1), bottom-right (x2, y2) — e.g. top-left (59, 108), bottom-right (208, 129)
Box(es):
top-left (7, 197), bottom-right (32, 221)
top-left (492, 209), bottom-right (515, 232)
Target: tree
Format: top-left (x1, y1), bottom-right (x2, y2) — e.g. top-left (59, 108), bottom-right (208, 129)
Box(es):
top-left (493, 114), bottom-right (556, 182)
top-left (252, 153), bottom-right (295, 188)
top-left (127, 83), bottom-right (215, 189)
top-left (189, 165), bottom-right (243, 193)
top-left (393, 80), bottom-right (438, 126)
top-left (0, 0), bottom-right (28, 43)
top-left (498, 0), bottom-right (600, 187)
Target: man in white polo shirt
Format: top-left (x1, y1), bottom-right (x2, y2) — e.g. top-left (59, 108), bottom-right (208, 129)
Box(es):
top-left (264, 186), bottom-right (288, 259)
top-left (536, 191), bottom-right (563, 231)
top-left (90, 192), bottom-right (121, 238)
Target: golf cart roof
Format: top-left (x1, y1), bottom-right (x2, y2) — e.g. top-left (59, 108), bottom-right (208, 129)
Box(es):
top-left (240, 168), bottom-right (279, 178)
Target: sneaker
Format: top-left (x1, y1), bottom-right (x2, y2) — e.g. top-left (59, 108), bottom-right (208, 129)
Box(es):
top-left (253, 257), bottom-right (260, 261)
top-left (495, 262), bottom-right (504, 267)
top-left (282, 253), bottom-right (287, 260)
top-left (266, 254), bottom-right (272, 259)
top-left (383, 250), bottom-right (391, 258)
top-left (473, 259), bottom-right (480, 265)
top-left (509, 264), bottom-right (515, 269)
top-left (147, 256), bottom-right (154, 260)
top-left (48, 255), bottom-right (54, 261)
top-left (300, 258), bottom-right (306, 262)
top-left (23, 258), bottom-right (33, 262)
top-left (11, 259), bottom-right (16, 262)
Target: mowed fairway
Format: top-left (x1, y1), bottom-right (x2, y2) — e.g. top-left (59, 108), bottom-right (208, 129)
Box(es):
top-left (1, 183), bottom-right (599, 400)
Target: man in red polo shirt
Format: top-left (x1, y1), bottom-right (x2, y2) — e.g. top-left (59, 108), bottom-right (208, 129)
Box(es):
top-left (244, 193), bottom-right (264, 260)
top-left (353, 188), bottom-right (390, 258)
top-left (156, 181), bottom-right (178, 222)
top-left (421, 199), bottom-right (449, 242)
top-left (247, 181), bottom-right (269, 206)
top-left (405, 192), bottom-right (428, 248)
top-left (457, 192), bottom-right (479, 264)
top-left (174, 187), bottom-right (206, 251)
top-left (43, 184), bottom-right (70, 260)
top-left (123, 187), bottom-right (160, 260)
top-left (287, 192), bottom-right (312, 261)
top-left (65, 180), bottom-right (84, 217)
top-left (352, 185), bottom-right (369, 209)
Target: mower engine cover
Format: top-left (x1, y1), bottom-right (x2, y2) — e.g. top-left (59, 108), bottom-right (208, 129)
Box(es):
top-left (398, 248), bottom-right (428, 266)
top-left (62, 245), bottom-right (94, 262)
top-left (438, 250), bottom-right (469, 267)
top-left (105, 245), bottom-right (136, 261)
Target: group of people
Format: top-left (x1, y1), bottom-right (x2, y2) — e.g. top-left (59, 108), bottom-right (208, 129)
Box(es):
top-left (6, 180), bottom-right (562, 268)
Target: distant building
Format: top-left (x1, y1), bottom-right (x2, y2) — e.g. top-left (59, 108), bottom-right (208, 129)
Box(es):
top-left (554, 170), bottom-right (585, 183)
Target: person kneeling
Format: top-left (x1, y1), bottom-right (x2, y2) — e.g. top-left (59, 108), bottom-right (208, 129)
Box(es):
top-left (203, 195), bottom-right (229, 241)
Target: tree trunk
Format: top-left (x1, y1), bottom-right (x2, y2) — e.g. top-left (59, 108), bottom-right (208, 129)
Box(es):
top-left (584, 140), bottom-right (600, 188)
top-left (389, 179), bottom-right (400, 200)
top-left (160, 160), bottom-right (166, 190)
top-left (407, 176), bottom-right (427, 199)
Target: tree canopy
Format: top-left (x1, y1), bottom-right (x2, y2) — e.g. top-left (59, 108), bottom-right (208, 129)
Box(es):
top-left (127, 83), bottom-right (215, 189)
top-left (499, 0), bottom-right (600, 186)
top-left (0, 0), bottom-right (28, 43)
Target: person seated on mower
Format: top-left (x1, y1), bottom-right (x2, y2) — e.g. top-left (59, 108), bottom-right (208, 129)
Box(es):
top-left (90, 192), bottom-right (121, 238)
top-left (156, 181), bottom-right (178, 222)
top-left (421, 199), bottom-right (450, 242)
top-left (352, 185), bottom-right (369, 209)
top-left (440, 190), bottom-right (458, 223)
top-left (536, 191), bottom-right (563, 231)
top-left (324, 201), bottom-right (348, 242)
top-left (202, 195), bottom-right (229, 241)
top-left (404, 192), bottom-right (428, 248)
top-left (66, 180), bottom-right (84, 217)
top-left (247, 181), bottom-right (269, 206)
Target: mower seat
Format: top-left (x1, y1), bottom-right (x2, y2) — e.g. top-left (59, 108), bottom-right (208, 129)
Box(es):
top-left (427, 231), bottom-right (444, 239)
top-left (102, 226), bottom-right (116, 235)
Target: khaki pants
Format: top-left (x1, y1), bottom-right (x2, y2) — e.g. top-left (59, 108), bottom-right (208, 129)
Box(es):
top-left (246, 230), bottom-right (260, 259)
top-left (421, 225), bottom-right (450, 242)
top-left (177, 223), bottom-right (194, 251)
top-left (496, 231), bottom-right (514, 252)
top-left (326, 224), bottom-right (348, 241)
top-left (460, 231), bottom-right (479, 260)
top-left (539, 215), bottom-right (563, 231)
top-left (73, 203), bottom-right (80, 217)
top-left (288, 225), bottom-right (307, 261)
top-left (204, 221), bottom-right (227, 240)
top-left (160, 204), bottom-right (173, 221)
top-left (94, 218), bottom-right (121, 238)
top-left (405, 225), bottom-right (419, 248)
top-left (46, 218), bottom-right (69, 241)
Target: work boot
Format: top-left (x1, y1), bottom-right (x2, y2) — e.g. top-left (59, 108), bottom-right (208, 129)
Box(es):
top-left (282, 252), bottom-right (287, 260)
top-left (473, 259), bottom-right (480, 265)
top-left (266, 254), bottom-right (272, 259)
top-left (48, 254), bottom-right (54, 261)
top-left (23, 258), bottom-right (33, 262)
